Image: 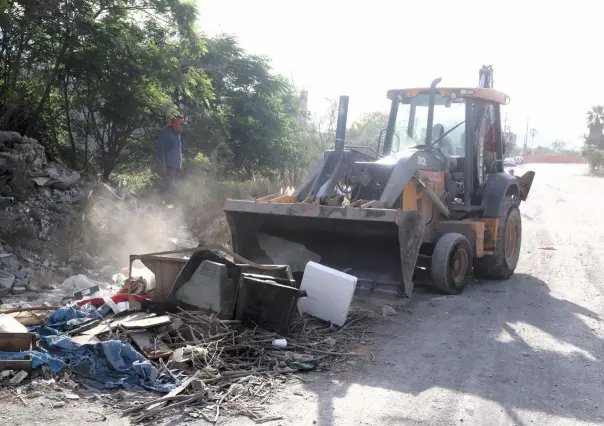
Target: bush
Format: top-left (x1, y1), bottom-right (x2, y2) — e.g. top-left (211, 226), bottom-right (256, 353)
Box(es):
top-left (582, 144), bottom-right (604, 172)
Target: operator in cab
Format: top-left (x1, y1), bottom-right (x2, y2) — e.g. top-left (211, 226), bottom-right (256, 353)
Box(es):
top-left (484, 123), bottom-right (506, 174)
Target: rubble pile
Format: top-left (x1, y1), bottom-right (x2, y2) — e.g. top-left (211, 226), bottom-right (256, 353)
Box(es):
top-left (0, 133), bottom-right (145, 301)
top-left (0, 131), bottom-right (92, 299)
top-left (0, 245), bottom-right (372, 424)
top-left (0, 130), bottom-right (86, 243)
top-left (0, 132), bottom-right (373, 423)
top-left (0, 195), bottom-right (106, 300)
top-left (122, 309), bottom-right (367, 423)
top-left (0, 131), bottom-right (81, 201)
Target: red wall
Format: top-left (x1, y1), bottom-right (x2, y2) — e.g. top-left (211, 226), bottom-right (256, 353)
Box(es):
top-left (523, 155), bottom-right (585, 164)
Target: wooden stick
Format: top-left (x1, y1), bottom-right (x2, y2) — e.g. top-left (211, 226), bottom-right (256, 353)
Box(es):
top-left (132, 393), bottom-right (205, 423)
top-left (122, 394), bottom-right (194, 414)
top-left (0, 306), bottom-right (60, 314)
top-left (146, 371), bottom-right (203, 412)
top-left (255, 417), bottom-right (284, 424)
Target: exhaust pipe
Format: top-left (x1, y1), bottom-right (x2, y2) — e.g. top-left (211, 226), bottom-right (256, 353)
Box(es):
top-left (425, 77), bottom-right (442, 144)
top-left (334, 95), bottom-right (349, 153)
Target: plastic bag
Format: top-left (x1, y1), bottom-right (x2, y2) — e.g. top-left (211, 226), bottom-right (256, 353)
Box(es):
top-left (0, 313), bottom-right (28, 333)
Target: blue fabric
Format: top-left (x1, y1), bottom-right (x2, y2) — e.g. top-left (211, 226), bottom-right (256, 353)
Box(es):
top-left (31, 306), bottom-right (97, 336)
top-left (35, 334), bottom-right (179, 392)
top-left (157, 127), bottom-right (182, 169)
top-left (0, 350), bottom-right (64, 372)
top-left (17, 307), bottom-right (181, 393)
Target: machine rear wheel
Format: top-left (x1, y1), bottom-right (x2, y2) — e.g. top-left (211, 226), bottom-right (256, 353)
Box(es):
top-left (431, 233), bottom-right (473, 295)
top-left (474, 199), bottom-right (522, 279)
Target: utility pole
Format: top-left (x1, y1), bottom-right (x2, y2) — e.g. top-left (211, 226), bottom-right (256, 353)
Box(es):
top-left (524, 117), bottom-right (529, 154)
top-left (529, 128), bottom-right (538, 147)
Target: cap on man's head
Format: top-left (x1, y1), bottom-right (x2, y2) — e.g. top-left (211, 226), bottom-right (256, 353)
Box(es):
top-left (169, 114), bottom-right (185, 127)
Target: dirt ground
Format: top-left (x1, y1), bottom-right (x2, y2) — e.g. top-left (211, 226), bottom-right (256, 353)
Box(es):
top-left (2, 163), bottom-right (604, 426)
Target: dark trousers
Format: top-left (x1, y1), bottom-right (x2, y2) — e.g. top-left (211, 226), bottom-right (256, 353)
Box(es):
top-left (162, 167), bottom-right (178, 202)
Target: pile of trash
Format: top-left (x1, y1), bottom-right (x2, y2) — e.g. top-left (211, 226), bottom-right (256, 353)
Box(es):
top-left (0, 230), bottom-right (113, 300)
top-left (0, 245), bottom-right (371, 423)
top-left (0, 131), bottom-right (89, 275)
top-left (0, 131), bottom-right (81, 202)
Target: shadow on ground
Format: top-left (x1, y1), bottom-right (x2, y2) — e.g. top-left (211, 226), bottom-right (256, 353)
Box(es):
top-left (299, 273), bottom-right (603, 425)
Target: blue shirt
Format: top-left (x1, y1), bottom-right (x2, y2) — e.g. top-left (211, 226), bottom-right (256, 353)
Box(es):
top-left (157, 127), bottom-right (182, 169)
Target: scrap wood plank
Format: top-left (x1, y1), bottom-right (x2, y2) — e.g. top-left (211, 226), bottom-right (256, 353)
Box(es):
top-left (0, 333), bottom-right (36, 351)
top-left (147, 370), bottom-right (202, 411)
top-left (82, 312), bottom-right (157, 336)
top-left (130, 330), bottom-right (172, 359)
top-left (9, 311), bottom-right (46, 326)
top-left (0, 357), bottom-right (32, 372)
top-left (122, 315), bottom-right (171, 330)
top-left (81, 322), bottom-right (114, 336)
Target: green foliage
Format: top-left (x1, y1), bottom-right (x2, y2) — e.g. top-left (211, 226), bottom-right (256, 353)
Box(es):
top-left (0, 0), bottom-right (406, 191)
top-left (347, 111), bottom-right (389, 153)
top-left (0, 0), bottom-right (305, 185)
top-left (582, 106), bottom-right (604, 173)
top-left (582, 144), bottom-right (604, 172)
top-left (585, 105), bottom-right (604, 149)
top-left (551, 140), bottom-right (566, 151)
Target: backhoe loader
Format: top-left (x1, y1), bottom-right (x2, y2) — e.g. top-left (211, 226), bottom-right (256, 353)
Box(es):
top-left (223, 65), bottom-right (535, 297)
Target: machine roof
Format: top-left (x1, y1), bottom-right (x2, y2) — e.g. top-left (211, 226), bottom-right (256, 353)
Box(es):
top-left (387, 87), bottom-right (510, 105)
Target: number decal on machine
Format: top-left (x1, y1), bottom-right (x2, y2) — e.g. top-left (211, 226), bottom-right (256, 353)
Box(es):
top-left (416, 156), bottom-right (427, 166)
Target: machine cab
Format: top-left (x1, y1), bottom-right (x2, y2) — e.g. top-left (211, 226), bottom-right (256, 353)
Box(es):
top-left (380, 86), bottom-right (511, 209)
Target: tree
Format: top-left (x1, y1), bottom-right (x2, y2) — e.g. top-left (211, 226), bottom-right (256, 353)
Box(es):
top-left (582, 106), bottom-right (604, 172)
top-left (347, 111), bottom-right (389, 154)
top-left (183, 34), bottom-right (302, 180)
top-left (0, 1), bottom-right (401, 190)
top-left (551, 140), bottom-right (567, 151)
top-left (582, 144), bottom-right (604, 172)
top-left (585, 105), bottom-right (604, 149)
top-left (59, 3), bottom-right (208, 179)
top-left (0, 0), bottom-right (200, 164)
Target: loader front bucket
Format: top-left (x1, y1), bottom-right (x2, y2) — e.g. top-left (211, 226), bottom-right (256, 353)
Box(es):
top-left (223, 199), bottom-right (425, 298)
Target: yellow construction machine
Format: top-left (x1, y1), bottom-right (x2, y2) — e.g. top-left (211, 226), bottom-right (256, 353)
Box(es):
top-left (223, 65), bottom-right (535, 297)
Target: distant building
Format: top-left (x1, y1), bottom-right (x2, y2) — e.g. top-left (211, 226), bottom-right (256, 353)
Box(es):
top-left (299, 89), bottom-right (308, 113)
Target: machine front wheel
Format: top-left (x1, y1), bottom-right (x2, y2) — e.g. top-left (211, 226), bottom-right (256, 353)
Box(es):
top-left (431, 233), bottom-right (473, 295)
top-left (474, 200), bottom-right (522, 279)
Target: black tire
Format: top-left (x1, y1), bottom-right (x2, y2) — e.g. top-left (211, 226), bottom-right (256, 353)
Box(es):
top-left (474, 198), bottom-right (522, 279)
top-left (431, 233), bottom-right (473, 295)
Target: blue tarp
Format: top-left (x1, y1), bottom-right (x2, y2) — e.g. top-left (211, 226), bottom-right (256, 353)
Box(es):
top-left (1, 307), bottom-right (180, 392)
top-left (31, 306), bottom-right (97, 337)
top-left (0, 350), bottom-right (64, 372)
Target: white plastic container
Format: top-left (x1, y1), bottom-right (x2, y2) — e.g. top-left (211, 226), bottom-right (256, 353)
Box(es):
top-left (272, 339), bottom-right (288, 348)
top-left (298, 261), bottom-right (357, 326)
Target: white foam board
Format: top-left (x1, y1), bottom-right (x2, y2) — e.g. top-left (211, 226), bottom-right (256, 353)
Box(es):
top-left (298, 261), bottom-right (357, 326)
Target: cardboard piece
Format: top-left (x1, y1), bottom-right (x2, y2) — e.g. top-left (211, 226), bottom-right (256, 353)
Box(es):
top-left (129, 330), bottom-right (172, 359)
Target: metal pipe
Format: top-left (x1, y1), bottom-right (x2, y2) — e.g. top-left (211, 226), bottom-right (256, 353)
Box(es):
top-left (415, 177), bottom-right (450, 218)
top-left (463, 102), bottom-right (474, 206)
top-left (424, 77), bottom-right (442, 144)
top-left (407, 103), bottom-right (416, 138)
top-left (382, 95), bottom-right (400, 155)
top-left (334, 95), bottom-right (349, 153)
top-left (324, 155), bottom-right (345, 198)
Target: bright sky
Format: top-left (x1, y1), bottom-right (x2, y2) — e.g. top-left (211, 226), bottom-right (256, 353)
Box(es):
top-left (197, 0), bottom-right (604, 149)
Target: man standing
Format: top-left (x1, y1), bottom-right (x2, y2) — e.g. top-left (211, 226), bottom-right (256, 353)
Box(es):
top-left (157, 115), bottom-right (184, 203)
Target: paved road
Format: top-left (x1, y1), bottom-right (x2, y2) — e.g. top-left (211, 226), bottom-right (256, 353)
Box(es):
top-left (258, 163), bottom-right (604, 426)
top-left (4, 163), bottom-right (603, 426)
